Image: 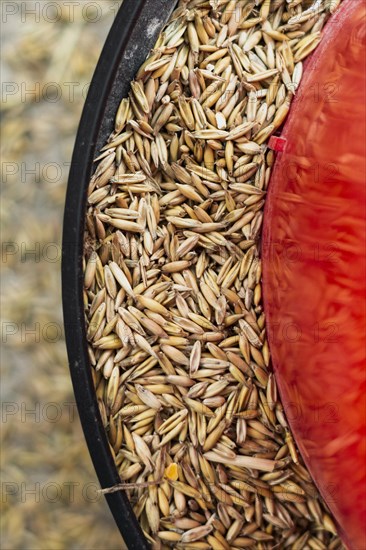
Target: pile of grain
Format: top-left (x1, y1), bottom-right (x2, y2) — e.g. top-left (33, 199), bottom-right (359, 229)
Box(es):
top-left (84, 0), bottom-right (344, 548)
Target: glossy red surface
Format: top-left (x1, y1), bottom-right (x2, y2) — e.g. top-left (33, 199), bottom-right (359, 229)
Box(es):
top-left (262, 0), bottom-right (366, 548)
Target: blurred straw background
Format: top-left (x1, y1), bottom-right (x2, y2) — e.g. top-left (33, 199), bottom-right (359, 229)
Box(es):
top-left (1, 1), bottom-right (126, 548)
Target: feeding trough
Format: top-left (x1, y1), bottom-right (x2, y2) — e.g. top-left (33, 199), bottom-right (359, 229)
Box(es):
top-left (62, 0), bottom-right (366, 548)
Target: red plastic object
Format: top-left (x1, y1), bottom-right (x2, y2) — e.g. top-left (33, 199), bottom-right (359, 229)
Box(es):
top-left (268, 135), bottom-right (287, 153)
top-left (262, 0), bottom-right (366, 548)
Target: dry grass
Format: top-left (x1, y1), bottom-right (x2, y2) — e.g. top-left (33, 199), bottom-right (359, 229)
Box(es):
top-left (1, 2), bottom-right (125, 549)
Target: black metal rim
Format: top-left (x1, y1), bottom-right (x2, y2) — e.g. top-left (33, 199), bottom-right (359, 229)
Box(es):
top-left (62, 2), bottom-right (176, 548)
